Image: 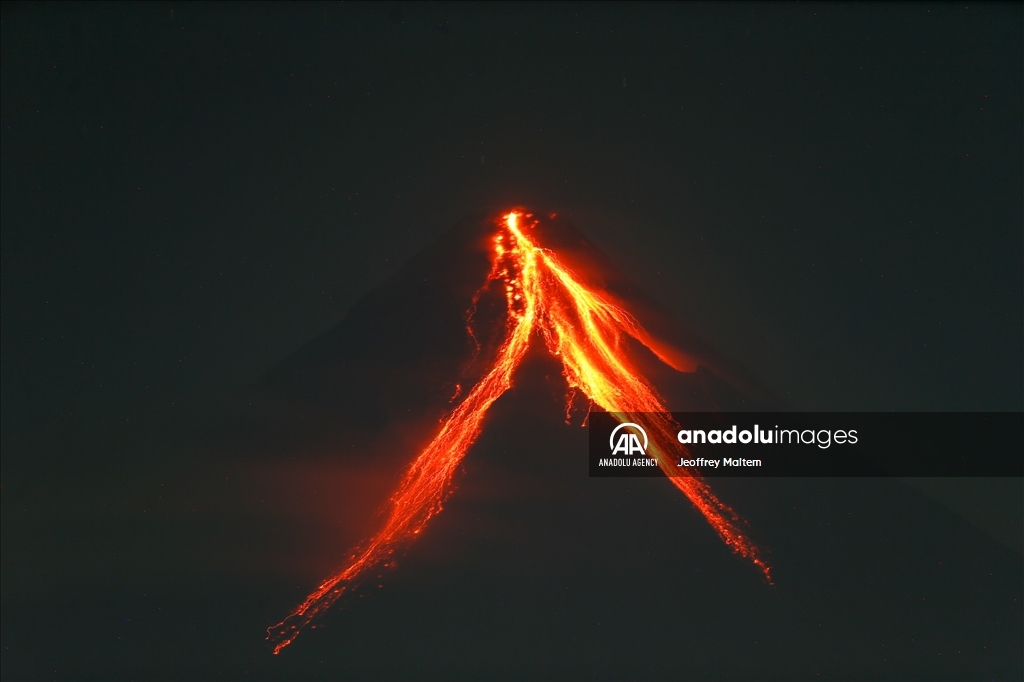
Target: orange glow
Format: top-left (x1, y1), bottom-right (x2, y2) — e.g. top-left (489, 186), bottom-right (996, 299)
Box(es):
top-left (267, 210), bottom-right (769, 654)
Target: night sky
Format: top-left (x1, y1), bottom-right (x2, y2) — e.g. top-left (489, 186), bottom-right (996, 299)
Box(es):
top-left (2, 3), bottom-right (1021, 680)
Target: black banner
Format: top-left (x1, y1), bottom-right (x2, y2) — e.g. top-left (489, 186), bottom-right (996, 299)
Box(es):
top-left (588, 412), bottom-right (1023, 477)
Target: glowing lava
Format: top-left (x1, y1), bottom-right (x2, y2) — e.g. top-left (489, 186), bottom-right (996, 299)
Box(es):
top-left (268, 211), bottom-right (770, 654)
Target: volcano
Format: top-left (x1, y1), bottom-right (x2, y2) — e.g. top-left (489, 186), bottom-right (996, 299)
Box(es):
top-left (259, 210), bottom-right (779, 653)
top-left (6, 210), bottom-right (1012, 680)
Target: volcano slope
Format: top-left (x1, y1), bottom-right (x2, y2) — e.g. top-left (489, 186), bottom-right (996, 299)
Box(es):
top-left (4, 213), bottom-right (1018, 681)
top-left (242, 212), bottom-right (1021, 679)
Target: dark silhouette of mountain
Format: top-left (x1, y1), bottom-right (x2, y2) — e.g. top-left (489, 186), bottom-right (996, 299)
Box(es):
top-left (218, 212), bottom-right (1019, 678)
top-left (6, 214), bottom-right (1017, 680)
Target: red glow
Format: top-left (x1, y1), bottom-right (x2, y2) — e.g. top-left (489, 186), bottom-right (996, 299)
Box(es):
top-left (268, 210), bottom-right (769, 653)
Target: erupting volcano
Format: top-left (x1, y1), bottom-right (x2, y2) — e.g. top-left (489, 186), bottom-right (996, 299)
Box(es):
top-left (267, 211), bottom-right (770, 654)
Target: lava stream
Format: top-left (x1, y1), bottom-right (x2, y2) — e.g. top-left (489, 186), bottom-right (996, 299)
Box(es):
top-left (268, 211), bottom-right (769, 654)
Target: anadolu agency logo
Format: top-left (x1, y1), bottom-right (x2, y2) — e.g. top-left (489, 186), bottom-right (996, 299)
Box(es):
top-left (610, 422), bottom-right (648, 455)
top-left (600, 423), bottom-right (659, 468)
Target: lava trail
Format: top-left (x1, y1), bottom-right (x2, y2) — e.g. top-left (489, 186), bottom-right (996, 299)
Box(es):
top-left (268, 211), bottom-right (769, 653)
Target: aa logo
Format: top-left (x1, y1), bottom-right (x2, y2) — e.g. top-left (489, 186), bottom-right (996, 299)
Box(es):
top-left (609, 423), bottom-right (648, 456)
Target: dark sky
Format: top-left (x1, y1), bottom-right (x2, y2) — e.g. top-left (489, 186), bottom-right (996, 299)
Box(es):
top-left (2, 3), bottom-right (1021, 680)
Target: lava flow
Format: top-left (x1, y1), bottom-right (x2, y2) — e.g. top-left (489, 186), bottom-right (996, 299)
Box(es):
top-left (267, 211), bottom-right (770, 654)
